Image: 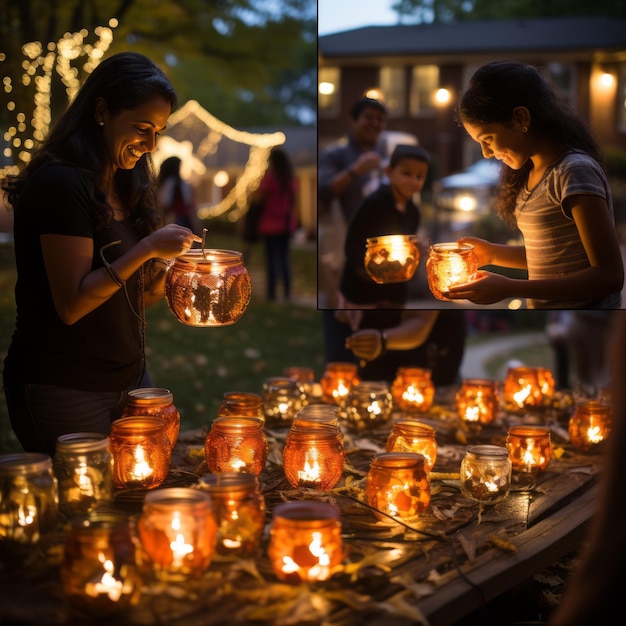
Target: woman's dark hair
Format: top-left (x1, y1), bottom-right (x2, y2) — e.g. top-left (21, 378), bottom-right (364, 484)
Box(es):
top-left (456, 60), bottom-right (604, 226)
top-left (268, 147), bottom-right (294, 193)
top-left (2, 51), bottom-right (178, 234)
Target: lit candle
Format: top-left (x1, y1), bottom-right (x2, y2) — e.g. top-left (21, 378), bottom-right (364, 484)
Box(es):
top-left (84, 553), bottom-right (124, 602)
top-left (503, 366), bottom-right (554, 413)
top-left (506, 426), bottom-right (551, 472)
top-left (320, 362), bottom-right (360, 406)
top-left (364, 234), bottom-right (420, 284)
top-left (386, 420), bottom-right (438, 473)
top-left (455, 379), bottom-right (500, 425)
top-left (344, 381), bottom-right (393, 430)
top-left (568, 400), bottom-right (612, 452)
top-left (426, 242), bottom-right (478, 300)
top-left (391, 367), bottom-right (435, 413)
top-left (460, 445), bottom-right (511, 503)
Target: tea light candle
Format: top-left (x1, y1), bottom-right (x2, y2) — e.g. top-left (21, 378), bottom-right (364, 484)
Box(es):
top-left (262, 376), bottom-right (305, 428)
top-left (344, 381), bottom-right (393, 430)
top-left (366, 452), bottom-right (430, 521)
top-left (320, 362), bottom-right (361, 406)
top-left (503, 366), bottom-right (554, 412)
top-left (385, 420), bottom-right (437, 473)
top-left (204, 416), bottom-right (268, 475)
top-left (391, 366), bottom-right (435, 413)
top-left (61, 510), bottom-right (141, 616)
top-left (364, 234), bottom-right (420, 284)
top-left (426, 242), bottom-right (478, 300)
top-left (568, 400), bottom-right (612, 452)
top-left (506, 426), bottom-right (551, 472)
top-left (460, 445), bottom-right (512, 503)
top-left (109, 417), bottom-right (171, 490)
top-left (196, 473), bottom-right (266, 557)
top-left (455, 379), bottom-right (500, 425)
top-left (136, 488), bottom-right (217, 581)
top-left (267, 501), bottom-right (343, 583)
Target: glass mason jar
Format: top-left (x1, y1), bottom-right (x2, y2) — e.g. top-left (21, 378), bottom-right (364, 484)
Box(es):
top-left (426, 242), bottom-right (478, 301)
top-left (122, 388), bottom-right (180, 450)
top-left (385, 419), bottom-right (437, 473)
top-left (320, 362), bottom-right (361, 406)
top-left (455, 379), bottom-right (500, 425)
top-left (503, 366), bottom-right (553, 413)
top-left (460, 445), bottom-right (512, 504)
top-left (506, 426), bottom-right (552, 472)
top-left (0, 452), bottom-right (58, 543)
top-left (217, 391), bottom-right (264, 420)
top-left (283, 366), bottom-right (316, 406)
top-left (136, 488), bottom-right (217, 581)
top-left (204, 417), bottom-right (268, 475)
top-left (196, 473), bottom-right (266, 558)
top-left (262, 376), bottom-right (305, 428)
top-left (283, 423), bottom-right (345, 489)
top-left (364, 234), bottom-right (420, 284)
top-left (366, 452), bottom-right (431, 521)
top-left (268, 501), bottom-right (343, 583)
top-left (54, 433), bottom-right (113, 518)
top-left (568, 400), bottom-right (612, 452)
top-left (109, 417), bottom-right (171, 490)
top-left (295, 404), bottom-right (341, 428)
top-left (61, 510), bottom-right (141, 616)
top-left (391, 366), bottom-right (435, 413)
top-left (164, 248), bottom-right (251, 327)
top-left (344, 381), bottom-right (393, 430)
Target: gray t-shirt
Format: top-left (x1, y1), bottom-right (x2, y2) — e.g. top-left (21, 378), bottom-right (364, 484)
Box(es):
top-left (515, 150), bottom-right (621, 309)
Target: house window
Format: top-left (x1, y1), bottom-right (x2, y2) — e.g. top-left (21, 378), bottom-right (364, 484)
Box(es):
top-left (545, 63), bottom-right (576, 111)
top-left (318, 67), bottom-right (340, 118)
top-left (410, 65), bottom-right (439, 116)
top-left (378, 67), bottom-right (405, 117)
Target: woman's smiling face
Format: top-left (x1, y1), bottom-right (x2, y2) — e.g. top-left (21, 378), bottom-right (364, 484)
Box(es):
top-left (462, 120), bottom-right (531, 170)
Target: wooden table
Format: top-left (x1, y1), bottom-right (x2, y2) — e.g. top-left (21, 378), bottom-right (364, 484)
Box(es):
top-left (0, 391), bottom-right (603, 626)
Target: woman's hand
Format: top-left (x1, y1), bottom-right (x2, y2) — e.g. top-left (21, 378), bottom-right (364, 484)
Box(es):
top-left (345, 329), bottom-right (384, 361)
top-left (457, 236), bottom-right (493, 267)
top-left (143, 224), bottom-right (202, 260)
top-left (446, 270), bottom-right (513, 305)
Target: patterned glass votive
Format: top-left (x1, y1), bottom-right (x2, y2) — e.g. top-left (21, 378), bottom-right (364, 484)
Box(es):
top-left (506, 426), bottom-right (552, 472)
top-left (320, 362), bottom-right (361, 406)
top-left (568, 400), bottom-right (612, 452)
top-left (262, 376), bottom-right (305, 428)
top-left (426, 242), bottom-right (478, 300)
top-left (455, 379), bottom-right (500, 425)
top-left (503, 366), bottom-right (554, 413)
top-left (391, 367), bottom-right (435, 413)
top-left (344, 381), bottom-right (393, 430)
top-left (217, 391), bottom-right (264, 420)
top-left (364, 234), bottom-right (420, 284)
top-left (122, 388), bottom-right (180, 450)
top-left (385, 420), bottom-right (437, 473)
top-left (283, 366), bottom-right (316, 406)
top-left (460, 445), bottom-right (512, 503)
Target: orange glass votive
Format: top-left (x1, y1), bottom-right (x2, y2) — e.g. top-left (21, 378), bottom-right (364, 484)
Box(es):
top-left (426, 242), bottom-right (478, 300)
top-left (385, 420), bottom-right (437, 473)
top-left (283, 424), bottom-right (345, 489)
top-left (268, 501), bottom-right (344, 583)
top-left (283, 366), bottom-right (316, 406)
top-left (364, 234), bottom-right (420, 284)
top-left (344, 381), bottom-right (393, 430)
top-left (460, 445), bottom-right (512, 503)
top-left (136, 488), bottom-right (217, 581)
top-left (391, 367), bottom-right (435, 413)
top-left (122, 388), bottom-right (180, 450)
top-left (506, 426), bottom-right (551, 472)
top-left (455, 379), bottom-right (500, 425)
top-left (503, 366), bottom-right (554, 412)
top-left (296, 404), bottom-right (341, 428)
top-left (216, 391), bottom-right (264, 420)
top-left (568, 400), bottom-right (612, 452)
top-left (320, 362), bottom-right (361, 406)
top-left (366, 452), bottom-right (431, 521)
top-left (196, 473), bottom-right (266, 557)
top-left (204, 417), bottom-right (268, 475)
top-left (109, 417), bottom-right (171, 490)
top-left (262, 376), bottom-right (305, 428)
top-left (61, 510), bottom-right (141, 616)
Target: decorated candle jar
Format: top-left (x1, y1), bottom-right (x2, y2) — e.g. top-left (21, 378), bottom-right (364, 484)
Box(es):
top-left (426, 242), bottom-right (478, 300)
top-left (364, 234), bottom-right (420, 284)
top-left (262, 376), bottom-right (305, 428)
top-left (385, 420), bottom-right (437, 473)
top-left (391, 367), bottom-right (435, 413)
top-left (506, 426), bottom-right (552, 472)
top-left (568, 400), bottom-right (612, 452)
top-left (320, 362), bottom-right (361, 406)
top-left (344, 381), bottom-right (393, 430)
top-left (217, 391), bottom-right (264, 420)
top-left (503, 366), bottom-right (554, 413)
top-left (122, 388), bottom-right (180, 450)
top-left (455, 379), bottom-right (500, 425)
top-left (460, 445), bottom-right (512, 503)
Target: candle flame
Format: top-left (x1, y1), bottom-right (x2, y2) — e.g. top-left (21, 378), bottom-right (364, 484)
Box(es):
top-left (332, 381), bottom-right (349, 399)
top-left (170, 513), bottom-right (194, 567)
top-left (402, 385), bottom-right (424, 404)
top-left (84, 552), bottom-right (123, 602)
top-left (586, 426), bottom-right (603, 444)
top-left (513, 385), bottom-right (532, 407)
top-left (297, 449), bottom-right (321, 485)
top-left (131, 445), bottom-right (153, 481)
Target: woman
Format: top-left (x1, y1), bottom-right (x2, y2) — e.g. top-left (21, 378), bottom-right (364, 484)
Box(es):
top-left (447, 60), bottom-right (623, 309)
top-left (1, 52), bottom-right (201, 455)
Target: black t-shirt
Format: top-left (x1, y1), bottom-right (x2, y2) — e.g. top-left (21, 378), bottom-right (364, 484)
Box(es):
top-left (3, 162), bottom-right (144, 391)
top-left (339, 184), bottom-right (420, 306)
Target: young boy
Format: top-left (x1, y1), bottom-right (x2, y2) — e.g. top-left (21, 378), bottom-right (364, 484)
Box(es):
top-left (338, 143), bottom-right (430, 308)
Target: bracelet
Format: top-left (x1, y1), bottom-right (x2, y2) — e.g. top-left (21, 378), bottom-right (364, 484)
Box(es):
top-left (99, 240), bottom-right (125, 288)
top-left (378, 330), bottom-right (388, 357)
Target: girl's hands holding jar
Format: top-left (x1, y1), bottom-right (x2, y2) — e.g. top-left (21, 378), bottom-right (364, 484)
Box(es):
top-left (144, 223), bottom-right (202, 260)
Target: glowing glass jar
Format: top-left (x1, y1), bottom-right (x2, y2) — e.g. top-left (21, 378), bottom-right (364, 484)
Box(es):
top-left (61, 510), bottom-right (141, 616)
top-left (426, 242), bottom-right (478, 300)
top-left (109, 417), bottom-right (171, 490)
top-left (504, 366), bottom-right (554, 413)
top-left (344, 381), bottom-right (393, 430)
top-left (296, 403), bottom-right (341, 428)
top-left (165, 249), bottom-right (251, 327)
top-left (385, 420), bottom-right (437, 473)
top-left (283, 366), bottom-right (316, 406)
top-left (196, 473), bottom-right (266, 557)
top-left (122, 388), bottom-right (180, 450)
top-left (506, 426), bottom-right (551, 472)
top-left (455, 379), bottom-right (500, 425)
top-left (268, 501), bottom-right (344, 583)
top-left (262, 376), bottom-right (305, 428)
top-left (54, 433), bottom-right (113, 518)
top-left (364, 234), bottom-right (420, 284)
top-left (568, 400), bottom-right (612, 452)
top-left (136, 488), bottom-right (217, 581)
top-left (320, 362), bottom-right (361, 406)
top-left (366, 452), bottom-right (430, 521)
top-left (460, 445), bottom-right (512, 503)
top-left (0, 453), bottom-right (58, 543)
top-left (217, 391), bottom-right (264, 420)
top-left (283, 423), bottom-right (345, 489)
top-left (391, 367), bottom-right (435, 413)
top-left (204, 416), bottom-right (268, 475)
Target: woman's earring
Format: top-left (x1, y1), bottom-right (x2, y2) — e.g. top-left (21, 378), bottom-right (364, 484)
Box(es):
top-left (98, 120), bottom-right (104, 126)
top-left (522, 126), bottom-right (528, 133)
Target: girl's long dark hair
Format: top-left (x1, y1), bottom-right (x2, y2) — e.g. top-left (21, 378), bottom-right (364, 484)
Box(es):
top-left (2, 51), bottom-right (177, 235)
top-left (456, 60), bottom-right (604, 227)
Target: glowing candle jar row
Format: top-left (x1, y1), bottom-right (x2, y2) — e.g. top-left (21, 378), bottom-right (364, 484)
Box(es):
top-left (385, 420), bottom-right (438, 473)
top-left (568, 400), bottom-right (612, 452)
top-left (320, 362), bottom-right (360, 406)
top-left (366, 452), bottom-right (430, 521)
top-left (506, 426), bottom-right (551, 472)
top-left (391, 367), bottom-right (435, 413)
top-left (503, 366), bottom-right (555, 413)
top-left (364, 234), bottom-right (420, 284)
top-left (460, 445), bottom-right (511, 503)
top-left (455, 379), bottom-right (500, 425)
top-left (426, 242), bottom-right (478, 301)
top-left (268, 501), bottom-right (344, 583)
top-left (344, 381), bottom-right (393, 430)
top-left (136, 488), bottom-right (217, 581)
